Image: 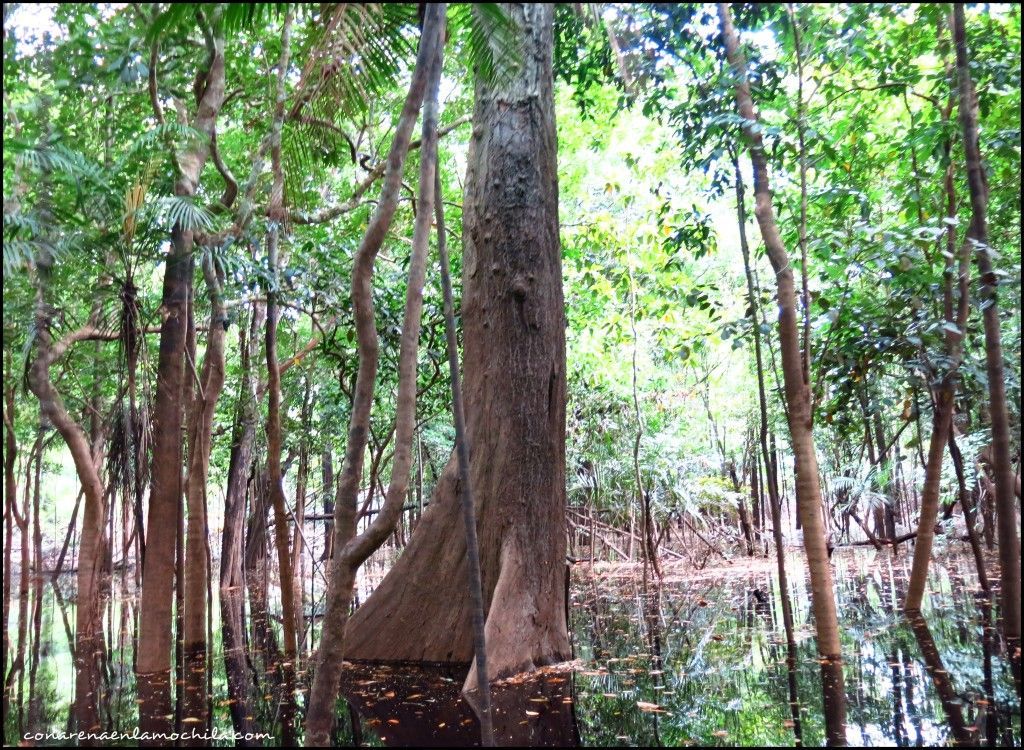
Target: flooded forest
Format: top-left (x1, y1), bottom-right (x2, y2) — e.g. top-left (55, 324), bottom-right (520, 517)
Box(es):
top-left (2, 2), bottom-right (1021, 747)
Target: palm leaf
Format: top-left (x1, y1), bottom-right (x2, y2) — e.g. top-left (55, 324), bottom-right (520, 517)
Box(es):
top-left (156, 195), bottom-right (216, 232)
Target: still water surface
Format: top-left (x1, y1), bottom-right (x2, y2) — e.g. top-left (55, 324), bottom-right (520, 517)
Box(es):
top-left (4, 548), bottom-right (1020, 746)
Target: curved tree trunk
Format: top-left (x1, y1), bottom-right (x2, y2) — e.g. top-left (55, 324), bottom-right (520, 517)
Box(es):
top-left (303, 10), bottom-right (444, 745)
top-left (345, 1), bottom-right (572, 691)
top-left (717, 3), bottom-right (846, 744)
top-left (27, 260), bottom-right (108, 738)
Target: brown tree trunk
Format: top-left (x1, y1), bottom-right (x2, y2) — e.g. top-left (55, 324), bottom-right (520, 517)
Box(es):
top-left (344, 0), bottom-right (571, 690)
top-left (137, 10), bottom-right (226, 738)
top-left (303, 10), bottom-right (444, 744)
top-left (27, 260), bottom-right (108, 737)
top-left (219, 302), bottom-right (262, 742)
top-left (906, 106), bottom-right (972, 611)
top-left (264, 8), bottom-right (298, 666)
top-left (951, 2), bottom-right (1021, 671)
top-left (736, 154), bottom-right (802, 737)
top-left (181, 252), bottom-right (229, 734)
top-left (718, 4), bottom-right (846, 743)
top-left (2, 382), bottom-right (16, 743)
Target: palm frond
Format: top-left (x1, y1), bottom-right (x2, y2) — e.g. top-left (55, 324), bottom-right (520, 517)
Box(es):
top-left (156, 195), bottom-right (216, 232)
top-left (450, 3), bottom-right (521, 86)
top-left (292, 4), bottom-right (418, 121)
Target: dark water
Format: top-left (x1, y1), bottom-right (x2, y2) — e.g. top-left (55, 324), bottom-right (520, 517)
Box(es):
top-left (3, 548), bottom-right (1020, 746)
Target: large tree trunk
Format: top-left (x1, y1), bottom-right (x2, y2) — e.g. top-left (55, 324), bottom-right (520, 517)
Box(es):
top-left (137, 11), bottom-right (226, 738)
top-left (951, 3), bottom-right (1021, 675)
top-left (717, 3), bottom-right (846, 744)
top-left (345, 1), bottom-right (572, 689)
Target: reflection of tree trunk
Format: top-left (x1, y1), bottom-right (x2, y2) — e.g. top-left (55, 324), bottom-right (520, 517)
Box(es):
top-left (339, 663), bottom-right (578, 748)
top-left (907, 614), bottom-right (975, 745)
top-left (27, 439), bottom-right (44, 734)
top-left (734, 155), bottom-right (802, 743)
top-left (718, 6), bottom-right (845, 743)
top-left (947, 432), bottom-right (989, 591)
top-left (951, 3), bottom-right (1020, 676)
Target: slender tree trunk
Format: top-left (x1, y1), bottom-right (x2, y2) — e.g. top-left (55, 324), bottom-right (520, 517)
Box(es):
top-left (718, 5), bottom-right (845, 743)
top-left (435, 150), bottom-right (494, 745)
top-left (2, 383), bottom-right (16, 743)
top-left (220, 303), bottom-right (262, 742)
top-left (951, 2), bottom-right (1020, 673)
top-left (291, 374), bottom-right (313, 663)
top-left (304, 11), bottom-right (444, 744)
top-left (181, 252), bottom-right (229, 734)
top-left (906, 125), bottom-right (973, 610)
top-left (136, 9), bottom-right (226, 739)
top-left (27, 260), bottom-right (108, 739)
top-left (736, 154), bottom-right (802, 739)
top-left (948, 431), bottom-right (990, 591)
top-left (261, 15), bottom-right (299, 744)
top-left (344, 0), bottom-right (571, 694)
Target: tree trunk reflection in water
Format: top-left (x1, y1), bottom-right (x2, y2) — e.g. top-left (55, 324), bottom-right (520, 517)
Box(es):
top-left (907, 614), bottom-right (976, 745)
top-left (339, 663), bottom-right (579, 747)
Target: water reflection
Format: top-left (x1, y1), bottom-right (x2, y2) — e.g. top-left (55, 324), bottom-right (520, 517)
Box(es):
top-left (338, 662), bottom-right (579, 747)
top-left (570, 550), bottom-right (1020, 747)
top-left (3, 549), bottom-right (1021, 746)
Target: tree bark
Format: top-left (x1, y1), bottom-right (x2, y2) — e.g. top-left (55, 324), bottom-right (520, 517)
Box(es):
top-left (27, 262), bottom-right (107, 737)
top-left (718, 4), bottom-right (846, 743)
top-left (219, 301), bottom-right (263, 742)
top-left (181, 252), bottom-right (228, 734)
top-left (951, 2), bottom-right (1020, 671)
top-left (905, 89), bottom-right (973, 611)
top-left (264, 7), bottom-right (299, 670)
top-left (303, 9), bottom-right (444, 745)
top-left (136, 7), bottom-right (226, 741)
top-left (344, 0), bottom-right (572, 691)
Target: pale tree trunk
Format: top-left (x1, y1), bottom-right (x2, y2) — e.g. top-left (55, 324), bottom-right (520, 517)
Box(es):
top-left (951, 3), bottom-right (1020, 676)
top-left (137, 8), bottom-right (226, 739)
top-left (303, 9), bottom-right (444, 745)
top-left (717, 4), bottom-right (846, 743)
top-left (344, 0), bottom-right (571, 694)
